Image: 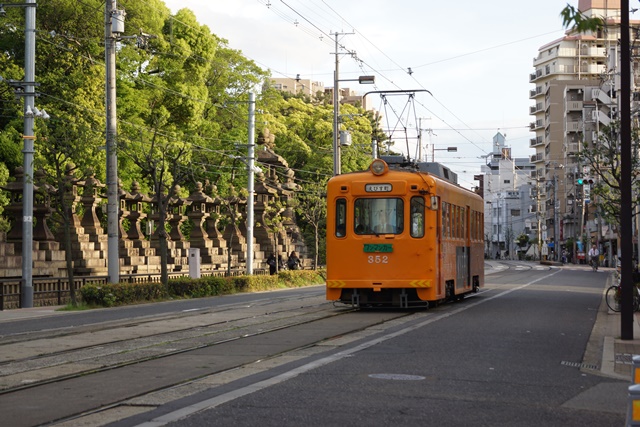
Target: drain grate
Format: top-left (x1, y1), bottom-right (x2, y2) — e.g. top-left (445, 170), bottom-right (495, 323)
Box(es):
top-left (616, 353), bottom-right (634, 365)
top-left (561, 360), bottom-right (599, 370)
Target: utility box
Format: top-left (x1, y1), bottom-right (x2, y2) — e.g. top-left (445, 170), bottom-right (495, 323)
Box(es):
top-left (188, 248), bottom-right (201, 279)
top-left (111, 10), bottom-right (126, 34)
top-left (340, 130), bottom-right (352, 146)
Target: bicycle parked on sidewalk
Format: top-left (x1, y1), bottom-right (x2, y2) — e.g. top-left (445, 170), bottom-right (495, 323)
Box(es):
top-left (605, 267), bottom-right (640, 312)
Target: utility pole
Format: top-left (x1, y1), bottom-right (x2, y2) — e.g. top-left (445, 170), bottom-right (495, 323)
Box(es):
top-left (246, 93), bottom-right (256, 275)
top-left (21, 0), bottom-right (36, 308)
top-left (537, 180), bottom-right (542, 261)
top-left (620, 0), bottom-right (633, 340)
top-left (332, 31), bottom-right (353, 176)
top-left (553, 174), bottom-right (559, 262)
top-left (105, 1), bottom-right (124, 284)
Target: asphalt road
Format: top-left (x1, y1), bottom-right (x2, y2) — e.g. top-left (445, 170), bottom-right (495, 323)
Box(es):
top-left (0, 262), bottom-right (629, 426)
top-left (141, 264), bottom-right (625, 427)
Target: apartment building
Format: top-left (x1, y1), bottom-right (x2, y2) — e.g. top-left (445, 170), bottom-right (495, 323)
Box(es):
top-left (270, 78), bottom-right (372, 111)
top-left (270, 77), bottom-right (325, 98)
top-left (529, 0), bottom-right (640, 262)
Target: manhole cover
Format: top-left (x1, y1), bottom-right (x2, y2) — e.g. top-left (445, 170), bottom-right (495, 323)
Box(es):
top-left (368, 373), bottom-right (426, 381)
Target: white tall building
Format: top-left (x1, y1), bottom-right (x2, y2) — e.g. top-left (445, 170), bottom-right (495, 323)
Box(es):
top-left (482, 133), bottom-right (536, 259)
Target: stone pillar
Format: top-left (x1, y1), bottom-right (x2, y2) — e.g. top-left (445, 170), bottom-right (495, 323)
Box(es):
top-left (33, 170), bottom-right (55, 242)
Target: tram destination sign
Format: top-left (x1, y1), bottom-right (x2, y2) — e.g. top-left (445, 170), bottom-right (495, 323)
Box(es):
top-left (365, 183), bottom-right (392, 192)
top-left (363, 244), bottom-right (393, 253)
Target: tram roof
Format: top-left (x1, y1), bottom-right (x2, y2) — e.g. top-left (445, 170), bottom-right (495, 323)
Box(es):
top-left (378, 155), bottom-right (458, 185)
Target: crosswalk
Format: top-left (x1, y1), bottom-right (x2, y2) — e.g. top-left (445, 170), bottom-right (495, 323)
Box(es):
top-left (485, 261), bottom-right (615, 273)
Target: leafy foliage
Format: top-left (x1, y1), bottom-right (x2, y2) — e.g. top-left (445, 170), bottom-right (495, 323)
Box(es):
top-left (579, 121), bottom-right (640, 228)
top-left (0, 0), bottom-right (385, 272)
top-left (294, 177), bottom-right (327, 268)
top-left (560, 5), bottom-right (605, 32)
top-left (79, 270), bottom-right (324, 306)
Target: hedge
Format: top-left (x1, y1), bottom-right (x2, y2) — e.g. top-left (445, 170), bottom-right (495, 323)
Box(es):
top-left (79, 269), bottom-right (326, 307)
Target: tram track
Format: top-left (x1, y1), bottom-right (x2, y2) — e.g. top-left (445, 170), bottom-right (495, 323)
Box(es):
top-left (0, 291), bottom-right (329, 344)
top-left (0, 293), bottom-right (417, 427)
top-left (0, 294), bottom-right (352, 393)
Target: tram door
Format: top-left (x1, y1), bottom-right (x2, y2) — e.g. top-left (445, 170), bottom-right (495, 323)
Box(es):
top-left (455, 205), bottom-right (471, 291)
top-left (456, 246), bottom-right (469, 290)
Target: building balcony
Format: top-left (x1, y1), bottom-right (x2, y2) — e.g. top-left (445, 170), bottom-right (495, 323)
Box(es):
top-left (530, 86), bottom-right (544, 99)
top-left (530, 136), bottom-right (544, 147)
top-left (530, 102), bottom-right (544, 114)
top-left (578, 46), bottom-right (607, 58)
top-left (530, 119), bottom-right (545, 131)
top-left (530, 153), bottom-right (545, 163)
top-left (566, 120), bottom-right (581, 132)
top-left (566, 100), bottom-right (583, 111)
top-left (578, 63), bottom-right (606, 75)
top-left (529, 69), bottom-right (543, 82)
top-left (565, 142), bottom-right (580, 156)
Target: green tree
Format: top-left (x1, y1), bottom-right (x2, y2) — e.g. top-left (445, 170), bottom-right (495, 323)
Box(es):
top-left (516, 233), bottom-right (530, 248)
top-left (294, 177), bottom-right (327, 269)
top-left (579, 121), bottom-right (640, 230)
top-left (560, 4), bottom-right (605, 32)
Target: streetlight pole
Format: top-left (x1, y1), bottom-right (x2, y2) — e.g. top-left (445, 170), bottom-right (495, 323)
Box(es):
top-left (330, 32), bottom-right (375, 176)
top-left (105, 0), bottom-right (124, 284)
top-left (246, 93), bottom-right (256, 275)
top-left (21, 0), bottom-right (36, 308)
top-left (432, 146), bottom-right (457, 163)
top-left (332, 32), bottom-right (343, 176)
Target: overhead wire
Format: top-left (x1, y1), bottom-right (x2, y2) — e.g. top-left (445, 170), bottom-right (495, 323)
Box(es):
top-left (253, 0), bottom-right (571, 172)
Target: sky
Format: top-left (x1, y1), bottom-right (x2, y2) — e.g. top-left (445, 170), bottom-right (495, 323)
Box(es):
top-left (161, 0), bottom-right (581, 188)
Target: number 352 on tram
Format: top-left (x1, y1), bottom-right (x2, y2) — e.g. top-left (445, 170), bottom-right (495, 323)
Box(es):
top-left (325, 157), bottom-right (484, 308)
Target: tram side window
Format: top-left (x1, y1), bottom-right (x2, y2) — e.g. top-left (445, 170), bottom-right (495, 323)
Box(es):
top-left (453, 206), bottom-right (458, 239)
top-left (442, 202), bottom-right (449, 238)
top-left (471, 210), bottom-right (477, 241)
top-left (410, 197), bottom-right (425, 238)
top-left (336, 198), bottom-right (346, 237)
top-left (461, 207), bottom-right (466, 239)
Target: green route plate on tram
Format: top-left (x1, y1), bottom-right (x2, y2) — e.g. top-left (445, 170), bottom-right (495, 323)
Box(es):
top-left (363, 244), bottom-right (393, 253)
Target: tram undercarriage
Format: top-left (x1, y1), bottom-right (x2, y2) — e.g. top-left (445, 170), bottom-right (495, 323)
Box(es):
top-left (337, 288), bottom-right (430, 309)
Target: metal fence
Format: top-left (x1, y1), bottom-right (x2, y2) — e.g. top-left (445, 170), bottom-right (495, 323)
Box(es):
top-left (0, 269), bottom-right (268, 310)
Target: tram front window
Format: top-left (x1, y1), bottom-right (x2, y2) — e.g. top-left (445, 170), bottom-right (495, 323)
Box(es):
top-left (354, 198), bottom-right (403, 235)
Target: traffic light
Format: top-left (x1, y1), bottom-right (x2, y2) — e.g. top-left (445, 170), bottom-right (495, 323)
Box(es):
top-left (577, 178), bottom-right (584, 185)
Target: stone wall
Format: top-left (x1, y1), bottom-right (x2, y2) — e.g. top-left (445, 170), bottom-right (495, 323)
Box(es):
top-left (0, 147), bottom-right (309, 279)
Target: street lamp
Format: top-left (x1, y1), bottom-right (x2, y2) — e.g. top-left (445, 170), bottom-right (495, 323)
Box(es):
top-left (432, 146), bottom-right (457, 162)
top-left (3, 0), bottom-right (38, 308)
top-left (332, 75), bottom-right (375, 176)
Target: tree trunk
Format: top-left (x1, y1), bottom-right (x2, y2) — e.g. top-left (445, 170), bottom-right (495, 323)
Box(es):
top-left (159, 196), bottom-right (169, 288)
top-left (314, 224), bottom-right (319, 270)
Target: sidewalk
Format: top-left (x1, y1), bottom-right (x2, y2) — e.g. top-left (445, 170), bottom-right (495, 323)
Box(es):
top-left (0, 305), bottom-right (66, 322)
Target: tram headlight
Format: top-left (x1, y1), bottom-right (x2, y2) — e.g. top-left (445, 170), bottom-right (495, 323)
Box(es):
top-left (370, 159), bottom-right (387, 176)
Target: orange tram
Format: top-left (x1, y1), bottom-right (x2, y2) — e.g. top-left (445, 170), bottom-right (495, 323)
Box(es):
top-left (326, 156), bottom-right (484, 308)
